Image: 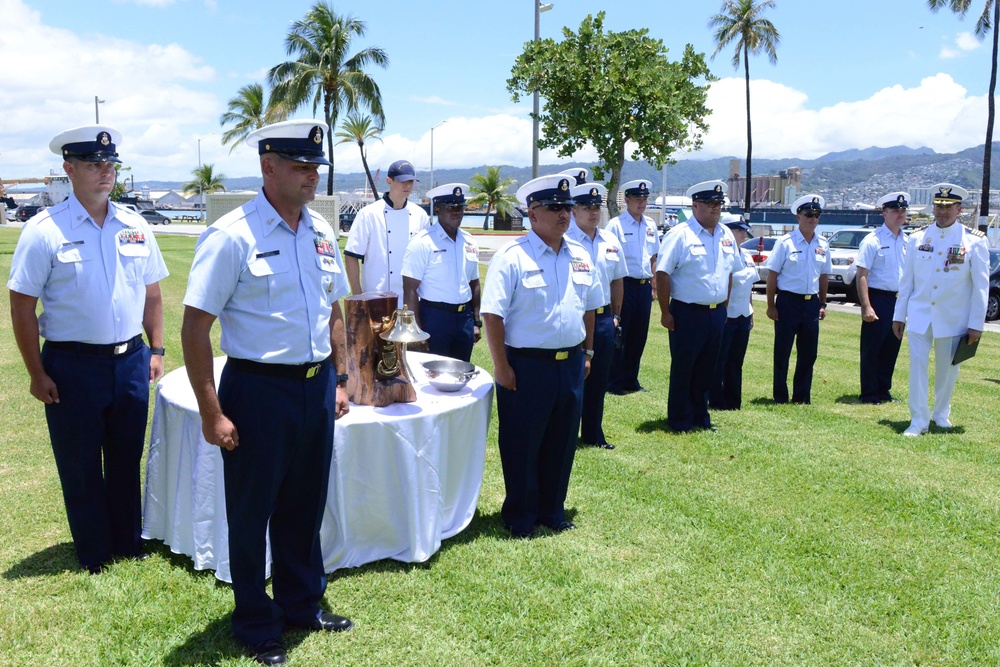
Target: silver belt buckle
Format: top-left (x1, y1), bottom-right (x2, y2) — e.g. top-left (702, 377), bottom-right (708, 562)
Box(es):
top-left (113, 343), bottom-right (128, 355)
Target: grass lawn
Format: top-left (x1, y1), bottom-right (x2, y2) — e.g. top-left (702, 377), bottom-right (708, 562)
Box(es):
top-left (1, 226), bottom-right (999, 666)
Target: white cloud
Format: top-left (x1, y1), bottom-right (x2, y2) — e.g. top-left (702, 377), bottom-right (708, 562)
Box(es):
top-left (956, 31), bottom-right (981, 51)
top-left (409, 95), bottom-right (460, 107)
top-left (940, 47), bottom-right (960, 59)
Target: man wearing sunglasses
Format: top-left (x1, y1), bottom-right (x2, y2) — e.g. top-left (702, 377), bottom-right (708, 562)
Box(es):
top-left (892, 183), bottom-right (990, 437)
top-left (855, 192), bottom-right (909, 404)
top-left (402, 183), bottom-right (481, 362)
top-left (656, 180), bottom-right (737, 432)
top-left (765, 194), bottom-right (832, 404)
top-left (481, 175), bottom-right (601, 539)
top-left (605, 179), bottom-right (659, 394)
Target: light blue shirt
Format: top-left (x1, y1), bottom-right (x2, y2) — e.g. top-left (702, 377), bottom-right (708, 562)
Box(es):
top-left (401, 223), bottom-right (479, 304)
top-left (565, 221), bottom-right (628, 307)
top-left (727, 248), bottom-right (757, 318)
top-left (766, 228), bottom-right (832, 295)
top-left (7, 194), bottom-right (168, 344)
top-left (656, 220), bottom-right (736, 305)
top-left (605, 212), bottom-right (658, 279)
top-left (183, 191), bottom-right (350, 364)
top-left (481, 230), bottom-right (603, 349)
top-left (855, 224), bottom-right (906, 292)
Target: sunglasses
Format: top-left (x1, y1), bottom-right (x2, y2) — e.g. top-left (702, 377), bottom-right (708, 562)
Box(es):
top-left (533, 203), bottom-right (575, 213)
top-left (442, 204), bottom-right (465, 211)
top-left (801, 211), bottom-right (821, 219)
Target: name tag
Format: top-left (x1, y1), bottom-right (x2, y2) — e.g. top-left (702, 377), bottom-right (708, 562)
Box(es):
top-left (522, 269), bottom-right (546, 289)
top-left (691, 245), bottom-right (707, 256)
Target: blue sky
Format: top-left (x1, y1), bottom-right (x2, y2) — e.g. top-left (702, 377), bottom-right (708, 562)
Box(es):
top-left (0, 0), bottom-right (995, 186)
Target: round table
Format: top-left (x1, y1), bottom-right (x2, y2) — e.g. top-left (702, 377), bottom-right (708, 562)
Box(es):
top-left (142, 352), bottom-right (493, 582)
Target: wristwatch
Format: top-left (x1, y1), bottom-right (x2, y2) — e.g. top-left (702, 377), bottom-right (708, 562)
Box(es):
top-left (336, 373), bottom-right (349, 386)
top-left (583, 349), bottom-right (595, 358)
top-left (473, 320), bottom-right (483, 327)
top-left (149, 347), bottom-right (165, 356)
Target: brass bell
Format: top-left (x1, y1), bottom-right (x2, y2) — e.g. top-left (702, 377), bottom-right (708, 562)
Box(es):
top-left (380, 305), bottom-right (430, 343)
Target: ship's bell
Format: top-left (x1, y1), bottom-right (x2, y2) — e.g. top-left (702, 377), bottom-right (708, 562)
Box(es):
top-left (380, 306), bottom-right (430, 343)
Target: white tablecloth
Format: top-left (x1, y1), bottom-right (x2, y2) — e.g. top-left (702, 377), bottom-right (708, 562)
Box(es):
top-left (142, 352), bottom-right (493, 582)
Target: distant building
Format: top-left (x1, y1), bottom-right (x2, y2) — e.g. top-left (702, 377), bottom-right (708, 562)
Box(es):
top-left (727, 160), bottom-right (802, 209)
top-left (151, 190), bottom-right (188, 209)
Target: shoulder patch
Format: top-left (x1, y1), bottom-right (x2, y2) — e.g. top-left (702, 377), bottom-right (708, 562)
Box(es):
top-left (969, 227), bottom-right (986, 238)
top-left (917, 224), bottom-right (929, 232)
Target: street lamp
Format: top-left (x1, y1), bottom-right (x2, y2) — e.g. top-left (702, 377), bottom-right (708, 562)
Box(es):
top-left (94, 96), bottom-right (105, 123)
top-left (430, 120), bottom-right (447, 192)
top-left (197, 133), bottom-right (216, 222)
top-left (532, 1), bottom-right (553, 179)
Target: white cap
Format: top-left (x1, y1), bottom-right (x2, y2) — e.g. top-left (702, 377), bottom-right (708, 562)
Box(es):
top-left (791, 194), bottom-right (825, 214)
top-left (427, 182), bottom-right (470, 204)
top-left (516, 174), bottom-right (574, 208)
top-left (876, 192), bottom-right (910, 209)
top-left (245, 119), bottom-right (331, 165)
top-left (621, 179), bottom-right (652, 197)
top-left (49, 124), bottom-right (123, 162)
top-left (570, 182), bottom-right (606, 205)
top-left (930, 183), bottom-right (967, 204)
top-left (560, 167), bottom-right (589, 185)
top-left (685, 180), bottom-right (727, 202)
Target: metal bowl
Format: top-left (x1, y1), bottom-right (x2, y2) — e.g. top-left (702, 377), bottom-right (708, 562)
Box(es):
top-left (422, 359), bottom-right (479, 392)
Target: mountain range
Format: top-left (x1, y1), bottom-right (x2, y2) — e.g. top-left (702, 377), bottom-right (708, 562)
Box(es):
top-left (139, 143), bottom-right (1000, 208)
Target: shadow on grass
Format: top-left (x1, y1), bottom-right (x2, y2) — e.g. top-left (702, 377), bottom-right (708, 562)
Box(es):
top-left (877, 418), bottom-right (967, 436)
top-left (984, 378), bottom-right (1000, 385)
top-left (159, 615), bottom-right (300, 667)
top-left (877, 418), bottom-right (913, 435)
top-left (836, 394), bottom-right (862, 404)
top-left (3, 542), bottom-right (79, 579)
top-left (748, 397), bottom-right (779, 406)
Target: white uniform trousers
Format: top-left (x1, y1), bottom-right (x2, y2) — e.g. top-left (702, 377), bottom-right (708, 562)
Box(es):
top-left (906, 328), bottom-right (961, 429)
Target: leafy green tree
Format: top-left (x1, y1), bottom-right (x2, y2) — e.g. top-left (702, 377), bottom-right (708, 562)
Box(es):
top-left (110, 164), bottom-right (132, 202)
top-left (219, 83), bottom-right (290, 154)
top-left (507, 12), bottom-right (713, 216)
top-left (709, 0), bottom-right (780, 213)
top-left (928, 0), bottom-right (999, 219)
top-left (336, 111), bottom-right (382, 198)
top-left (182, 164), bottom-right (227, 211)
top-left (469, 166), bottom-right (518, 230)
top-left (268, 2), bottom-right (389, 195)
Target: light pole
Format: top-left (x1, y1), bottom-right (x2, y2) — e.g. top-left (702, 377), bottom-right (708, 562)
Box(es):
top-left (532, 1), bottom-right (553, 179)
top-left (94, 96), bottom-right (105, 123)
top-left (430, 120), bottom-right (447, 192)
top-left (197, 133), bottom-right (216, 222)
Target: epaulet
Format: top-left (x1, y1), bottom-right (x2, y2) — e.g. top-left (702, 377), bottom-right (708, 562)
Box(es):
top-left (917, 224), bottom-right (929, 232)
top-left (967, 227), bottom-right (986, 238)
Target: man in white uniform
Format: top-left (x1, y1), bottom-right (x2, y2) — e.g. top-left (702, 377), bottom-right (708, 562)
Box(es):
top-left (344, 159), bottom-right (430, 306)
top-left (892, 183), bottom-right (990, 437)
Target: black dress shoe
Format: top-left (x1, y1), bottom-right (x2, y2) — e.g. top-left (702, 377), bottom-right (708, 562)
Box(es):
top-left (505, 525), bottom-right (533, 539)
top-left (598, 442), bottom-right (616, 450)
top-left (539, 519), bottom-right (576, 532)
top-left (250, 639), bottom-right (287, 666)
top-left (311, 612), bottom-right (353, 632)
top-left (85, 564), bottom-right (105, 575)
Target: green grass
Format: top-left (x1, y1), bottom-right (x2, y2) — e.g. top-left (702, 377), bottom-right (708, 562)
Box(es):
top-left (1, 226), bottom-right (999, 666)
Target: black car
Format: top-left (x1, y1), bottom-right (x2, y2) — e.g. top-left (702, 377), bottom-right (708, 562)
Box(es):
top-left (139, 210), bottom-right (171, 225)
top-left (339, 212), bottom-right (355, 232)
top-left (988, 247), bottom-right (1000, 321)
top-left (16, 205), bottom-right (43, 222)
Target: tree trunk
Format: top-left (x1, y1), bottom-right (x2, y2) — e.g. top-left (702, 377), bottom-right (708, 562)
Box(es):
top-left (482, 203), bottom-right (492, 230)
top-left (360, 143), bottom-right (379, 198)
top-left (325, 94), bottom-right (335, 196)
top-left (744, 45), bottom-right (753, 214)
top-left (607, 143), bottom-right (626, 218)
top-left (981, 0), bottom-right (999, 220)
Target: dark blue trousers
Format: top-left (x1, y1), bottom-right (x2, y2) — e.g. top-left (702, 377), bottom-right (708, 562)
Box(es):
top-left (419, 301), bottom-right (475, 362)
top-left (773, 292), bottom-right (821, 404)
top-left (41, 343), bottom-right (150, 569)
top-left (667, 300), bottom-right (727, 431)
top-left (609, 278), bottom-right (652, 392)
top-left (710, 315), bottom-right (752, 410)
top-left (219, 361), bottom-right (335, 648)
top-left (581, 309), bottom-right (615, 444)
top-left (859, 290), bottom-right (901, 403)
top-left (496, 349), bottom-right (584, 534)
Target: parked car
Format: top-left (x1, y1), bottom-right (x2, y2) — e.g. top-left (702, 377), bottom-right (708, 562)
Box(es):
top-left (825, 229), bottom-right (873, 303)
top-left (339, 212), bottom-right (355, 232)
top-left (15, 204), bottom-right (43, 222)
top-left (740, 236), bottom-right (778, 283)
top-left (139, 210), bottom-right (171, 225)
top-left (988, 247), bottom-right (1000, 321)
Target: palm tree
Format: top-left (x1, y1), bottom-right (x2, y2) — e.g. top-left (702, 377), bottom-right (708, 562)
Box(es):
top-left (268, 2), bottom-right (389, 195)
top-left (928, 0), bottom-right (999, 220)
top-left (219, 83), bottom-right (290, 154)
top-left (336, 111), bottom-right (382, 198)
top-left (469, 166), bottom-right (518, 231)
top-left (182, 165), bottom-right (227, 215)
top-left (709, 0), bottom-right (780, 214)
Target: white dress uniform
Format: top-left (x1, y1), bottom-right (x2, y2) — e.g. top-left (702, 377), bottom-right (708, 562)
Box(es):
top-left (727, 246), bottom-right (757, 319)
top-left (344, 194), bottom-right (430, 305)
top-left (893, 222), bottom-right (990, 431)
top-left (565, 219), bottom-right (629, 310)
top-left (402, 223), bottom-right (479, 305)
top-left (605, 211), bottom-right (658, 280)
top-left (767, 228), bottom-right (832, 294)
top-left (656, 220), bottom-right (737, 305)
top-left (856, 224), bottom-right (906, 292)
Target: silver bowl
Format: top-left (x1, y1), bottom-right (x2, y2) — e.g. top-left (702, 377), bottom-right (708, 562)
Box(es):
top-left (422, 359), bottom-right (479, 392)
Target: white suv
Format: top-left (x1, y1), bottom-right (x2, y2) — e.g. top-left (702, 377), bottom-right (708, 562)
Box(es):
top-left (826, 229), bottom-right (872, 303)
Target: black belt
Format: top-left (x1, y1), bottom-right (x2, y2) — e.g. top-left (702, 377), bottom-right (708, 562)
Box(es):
top-left (624, 277), bottom-right (650, 285)
top-left (507, 344), bottom-right (581, 361)
top-left (419, 299), bottom-right (472, 313)
top-left (869, 288), bottom-right (898, 297)
top-left (46, 334), bottom-right (143, 356)
top-left (777, 290), bottom-right (818, 300)
top-left (228, 356), bottom-right (330, 380)
top-left (672, 299), bottom-right (723, 310)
